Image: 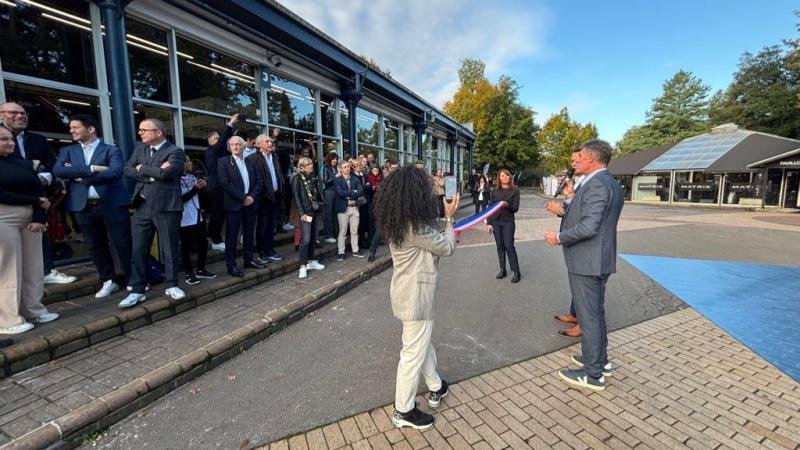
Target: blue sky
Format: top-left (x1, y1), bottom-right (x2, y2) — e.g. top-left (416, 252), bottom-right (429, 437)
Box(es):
top-left (281, 1), bottom-right (797, 144)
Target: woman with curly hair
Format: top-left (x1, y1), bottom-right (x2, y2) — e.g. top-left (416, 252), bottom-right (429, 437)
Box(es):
top-left (373, 165), bottom-right (459, 430)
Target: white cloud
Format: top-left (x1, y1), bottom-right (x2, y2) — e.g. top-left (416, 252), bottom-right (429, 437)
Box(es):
top-left (277, 0), bottom-right (552, 108)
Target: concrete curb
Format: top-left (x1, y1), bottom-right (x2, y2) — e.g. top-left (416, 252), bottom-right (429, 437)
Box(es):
top-left (1, 256), bottom-right (394, 450)
top-left (0, 245), bottom-right (337, 379)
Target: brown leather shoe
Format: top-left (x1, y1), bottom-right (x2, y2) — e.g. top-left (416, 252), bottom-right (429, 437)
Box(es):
top-left (558, 324), bottom-right (582, 338)
top-left (554, 313), bottom-right (578, 325)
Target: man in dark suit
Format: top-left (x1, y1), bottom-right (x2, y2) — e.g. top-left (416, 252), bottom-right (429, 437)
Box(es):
top-left (53, 115), bottom-right (131, 298)
top-left (120, 118), bottom-right (186, 308)
top-left (204, 113), bottom-right (239, 251)
top-left (246, 133), bottom-right (284, 264)
top-left (545, 139), bottom-right (623, 391)
top-left (0, 101), bottom-right (77, 285)
top-left (218, 136), bottom-right (263, 277)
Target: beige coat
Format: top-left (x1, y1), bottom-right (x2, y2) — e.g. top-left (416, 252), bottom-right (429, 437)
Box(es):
top-left (389, 225), bottom-right (455, 321)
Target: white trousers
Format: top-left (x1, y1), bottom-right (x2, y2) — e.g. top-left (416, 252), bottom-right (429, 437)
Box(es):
top-left (337, 206), bottom-right (360, 254)
top-left (395, 319), bottom-right (442, 412)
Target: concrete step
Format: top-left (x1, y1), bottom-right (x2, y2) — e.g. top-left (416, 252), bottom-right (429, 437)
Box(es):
top-left (0, 246), bottom-right (393, 448)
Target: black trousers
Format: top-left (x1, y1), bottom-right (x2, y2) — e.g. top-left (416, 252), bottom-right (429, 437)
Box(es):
top-left (74, 203), bottom-right (132, 284)
top-left (206, 187), bottom-right (225, 244)
top-left (323, 189), bottom-right (338, 239)
top-left (130, 205), bottom-right (181, 292)
top-left (492, 219), bottom-right (519, 272)
top-left (42, 234), bottom-right (54, 274)
top-left (225, 205), bottom-right (257, 269)
top-left (180, 220), bottom-right (208, 273)
top-left (255, 197), bottom-right (280, 258)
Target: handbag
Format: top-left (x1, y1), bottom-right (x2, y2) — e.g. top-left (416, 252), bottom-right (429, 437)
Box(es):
top-left (357, 195), bottom-right (368, 206)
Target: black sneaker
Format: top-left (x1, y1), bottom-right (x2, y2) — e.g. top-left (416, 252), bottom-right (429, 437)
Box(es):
top-left (558, 369), bottom-right (606, 391)
top-left (427, 379), bottom-right (449, 408)
top-left (337, 253), bottom-right (345, 261)
top-left (352, 250), bottom-right (365, 258)
top-left (195, 269), bottom-right (217, 279)
top-left (570, 354), bottom-right (613, 376)
top-left (185, 272), bottom-right (200, 285)
top-left (391, 407), bottom-right (434, 430)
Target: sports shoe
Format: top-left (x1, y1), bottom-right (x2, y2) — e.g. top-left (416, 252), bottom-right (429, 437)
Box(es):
top-left (307, 260), bottom-right (325, 270)
top-left (392, 407), bottom-right (434, 430)
top-left (282, 223), bottom-right (295, 231)
top-left (95, 280), bottom-right (120, 299)
top-left (195, 269), bottom-right (217, 279)
top-left (165, 287), bottom-right (186, 300)
top-left (0, 322), bottom-right (34, 334)
top-left (31, 312), bottom-right (59, 324)
top-left (571, 354), bottom-right (613, 376)
top-left (211, 241), bottom-right (225, 251)
top-left (119, 293), bottom-right (146, 308)
top-left (352, 250), bottom-right (365, 258)
top-left (185, 272), bottom-right (200, 285)
top-left (43, 269), bottom-right (77, 285)
top-left (265, 254), bottom-right (283, 262)
top-left (298, 265), bottom-right (308, 279)
top-left (337, 253), bottom-right (345, 261)
top-left (427, 380), bottom-right (449, 408)
top-left (558, 369), bottom-right (606, 391)
top-left (324, 237), bottom-right (336, 244)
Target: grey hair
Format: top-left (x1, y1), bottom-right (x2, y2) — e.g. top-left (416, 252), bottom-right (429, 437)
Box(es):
top-left (143, 118), bottom-right (166, 134)
top-left (579, 139), bottom-right (613, 165)
top-left (254, 133), bottom-right (273, 147)
top-left (228, 135), bottom-right (245, 149)
top-left (297, 157), bottom-right (313, 167)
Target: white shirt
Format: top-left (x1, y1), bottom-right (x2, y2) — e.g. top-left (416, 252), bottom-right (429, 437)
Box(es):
top-left (243, 147), bottom-right (257, 159)
top-left (180, 174), bottom-right (201, 227)
top-left (263, 152), bottom-right (278, 192)
top-left (234, 155), bottom-right (250, 195)
top-left (81, 138), bottom-right (101, 199)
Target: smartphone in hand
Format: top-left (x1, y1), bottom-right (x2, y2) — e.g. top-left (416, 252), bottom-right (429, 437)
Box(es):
top-left (444, 176), bottom-right (457, 200)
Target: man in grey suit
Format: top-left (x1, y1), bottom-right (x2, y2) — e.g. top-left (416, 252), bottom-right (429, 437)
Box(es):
top-left (545, 139), bottom-right (623, 391)
top-left (120, 119), bottom-right (187, 308)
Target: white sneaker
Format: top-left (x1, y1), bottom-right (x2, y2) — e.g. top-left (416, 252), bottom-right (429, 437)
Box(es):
top-left (32, 312), bottom-right (59, 324)
top-left (0, 322), bottom-right (34, 334)
top-left (298, 265), bottom-right (308, 279)
top-left (95, 280), bottom-right (120, 299)
top-left (119, 293), bottom-right (146, 308)
top-left (324, 237), bottom-right (336, 244)
top-left (43, 269), bottom-right (77, 285)
top-left (282, 223), bottom-right (295, 231)
top-left (211, 242), bottom-right (225, 251)
top-left (165, 287), bottom-right (186, 300)
top-left (126, 285), bottom-right (133, 291)
top-left (307, 260), bottom-right (325, 270)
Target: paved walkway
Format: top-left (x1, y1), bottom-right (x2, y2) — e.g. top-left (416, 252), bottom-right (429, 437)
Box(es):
top-left (263, 308), bottom-right (800, 450)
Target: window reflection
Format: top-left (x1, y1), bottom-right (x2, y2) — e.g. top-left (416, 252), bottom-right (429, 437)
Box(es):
top-left (320, 92), bottom-right (336, 137)
top-left (177, 36), bottom-right (257, 117)
top-left (127, 17), bottom-right (171, 102)
top-left (268, 75), bottom-right (315, 132)
top-left (339, 100), bottom-right (349, 141)
top-left (384, 119), bottom-right (398, 150)
top-left (3, 81), bottom-right (101, 141)
top-left (356, 108), bottom-right (378, 146)
top-left (0, 0), bottom-right (95, 87)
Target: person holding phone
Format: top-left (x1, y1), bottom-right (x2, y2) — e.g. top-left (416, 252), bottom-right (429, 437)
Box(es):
top-left (485, 169), bottom-right (521, 283)
top-left (292, 157), bottom-right (325, 279)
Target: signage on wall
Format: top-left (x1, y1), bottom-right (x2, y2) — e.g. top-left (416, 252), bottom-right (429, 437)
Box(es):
top-left (676, 182), bottom-right (715, 191)
top-left (778, 159), bottom-right (800, 167)
top-left (637, 183), bottom-right (663, 190)
top-left (728, 183), bottom-right (754, 192)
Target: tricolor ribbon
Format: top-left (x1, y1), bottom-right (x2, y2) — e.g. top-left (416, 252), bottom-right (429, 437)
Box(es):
top-left (453, 200), bottom-right (507, 239)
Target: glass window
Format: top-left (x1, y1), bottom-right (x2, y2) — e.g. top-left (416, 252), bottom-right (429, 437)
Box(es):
top-left (722, 172), bottom-right (753, 205)
top-left (127, 17), bottom-right (171, 102)
top-left (0, 0), bottom-right (96, 88)
top-left (384, 119), bottom-right (398, 150)
top-left (356, 108), bottom-right (379, 146)
top-left (384, 149), bottom-right (398, 164)
top-left (3, 81), bottom-right (101, 141)
top-left (271, 127), bottom-right (317, 174)
top-left (181, 110), bottom-right (226, 151)
top-left (358, 144), bottom-right (379, 160)
top-left (268, 75), bottom-right (315, 132)
top-left (320, 92), bottom-right (336, 137)
top-left (339, 100), bottom-right (349, 141)
top-left (134, 103), bottom-right (175, 143)
top-left (177, 36), bottom-right (257, 117)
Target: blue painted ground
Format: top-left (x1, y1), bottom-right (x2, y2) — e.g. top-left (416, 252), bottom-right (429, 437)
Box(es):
top-left (620, 254), bottom-right (800, 383)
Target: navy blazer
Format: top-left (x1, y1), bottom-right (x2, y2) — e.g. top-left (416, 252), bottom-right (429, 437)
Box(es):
top-left (217, 155), bottom-right (262, 212)
top-left (13, 131), bottom-right (55, 172)
top-left (332, 175), bottom-right (363, 214)
top-left (53, 141), bottom-right (130, 218)
top-left (124, 141), bottom-right (186, 212)
top-left (559, 170), bottom-right (624, 276)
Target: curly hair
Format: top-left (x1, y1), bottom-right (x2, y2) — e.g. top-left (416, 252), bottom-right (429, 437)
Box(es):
top-left (373, 165), bottom-right (438, 246)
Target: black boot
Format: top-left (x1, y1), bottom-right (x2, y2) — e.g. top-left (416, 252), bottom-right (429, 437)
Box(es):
top-left (510, 271), bottom-right (521, 283)
top-left (496, 268), bottom-right (507, 279)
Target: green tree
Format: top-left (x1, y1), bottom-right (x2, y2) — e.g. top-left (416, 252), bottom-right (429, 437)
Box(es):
top-left (538, 107), bottom-right (598, 173)
top-left (616, 125), bottom-right (665, 155)
top-left (444, 59), bottom-right (496, 133)
top-left (708, 46), bottom-right (800, 138)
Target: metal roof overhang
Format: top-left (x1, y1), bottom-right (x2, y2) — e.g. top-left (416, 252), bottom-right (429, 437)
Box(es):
top-left (166, 0), bottom-right (474, 140)
top-left (747, 147), bottom-right (800, 168)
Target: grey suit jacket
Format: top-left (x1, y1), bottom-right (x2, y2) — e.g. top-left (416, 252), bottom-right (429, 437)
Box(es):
top-left (559, 170), bottom-right (623, 276)
top-left (124, 141), bottom-right (186, 212)
top-left (389, 225), bottom-right (455, 321)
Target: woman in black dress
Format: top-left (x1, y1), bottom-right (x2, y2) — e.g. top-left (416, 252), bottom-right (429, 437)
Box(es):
top-left (485, 169), bottom-right (521, 283)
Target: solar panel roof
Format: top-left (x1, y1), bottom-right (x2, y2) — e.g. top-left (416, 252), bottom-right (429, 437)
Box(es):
top-left (642, 130), bottom-right (750, 171)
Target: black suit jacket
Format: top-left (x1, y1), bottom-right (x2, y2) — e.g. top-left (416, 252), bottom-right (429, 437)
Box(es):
top-left (204, 124), bottom-right (234, 190)
top-left (13, 131), bottom-right (55, 171)
top-left (218, 155), bottom-right (262, 212)
top-left (124, 141), bottom-right (186, 212)
top-left (246, 151), bottom-right (282, 204)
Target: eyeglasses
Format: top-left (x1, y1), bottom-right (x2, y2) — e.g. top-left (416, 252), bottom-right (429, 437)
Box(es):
top-left (0, 111), bottom-right (27, 116)
top-left (138, 128), bottom-right (158, 133)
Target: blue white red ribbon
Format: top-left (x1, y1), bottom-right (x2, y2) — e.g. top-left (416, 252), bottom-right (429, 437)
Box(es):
top-left (453, 200), bottom-right (507, 237)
